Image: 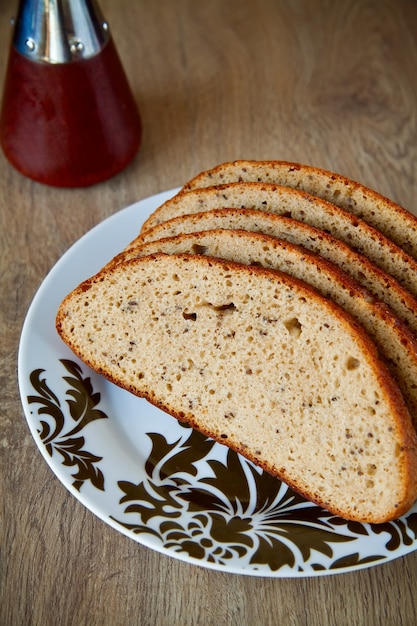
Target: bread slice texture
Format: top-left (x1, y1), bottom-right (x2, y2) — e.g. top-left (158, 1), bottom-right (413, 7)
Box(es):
top-left (56, 253), bottom-right (417, 523)
top-left (138, 182), bottom-right (417, 299)
top-left (182, 160), bottom-right (417, 261)
top-left (115, 208), bottom-right (417, 337)
top-left (118, 229), bottom-right (417, 430)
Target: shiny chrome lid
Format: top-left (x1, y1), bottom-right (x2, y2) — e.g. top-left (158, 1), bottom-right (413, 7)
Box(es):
top-left (12, 0), bottom-right (110, 63)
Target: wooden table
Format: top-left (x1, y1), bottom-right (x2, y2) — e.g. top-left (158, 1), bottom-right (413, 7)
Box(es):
top-left (2, 1), bottom-right (417, 624)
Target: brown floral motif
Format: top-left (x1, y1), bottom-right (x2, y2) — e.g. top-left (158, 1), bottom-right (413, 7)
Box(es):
top-left (25, 360), bottom-right (417, 573)
top-left (27, 359), bottom-right (107, 491)
top-left (112, 424), bottom-right (379, 572)
top-left (330, 513), bottom-right (417, 554)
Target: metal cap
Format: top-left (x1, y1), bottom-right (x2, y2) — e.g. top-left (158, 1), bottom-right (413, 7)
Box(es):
top-left (12, 0), bottom-right (110, 63)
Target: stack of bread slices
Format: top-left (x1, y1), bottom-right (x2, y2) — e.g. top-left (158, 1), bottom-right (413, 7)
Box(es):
top-left (56, 160), bottom-right (417, 524)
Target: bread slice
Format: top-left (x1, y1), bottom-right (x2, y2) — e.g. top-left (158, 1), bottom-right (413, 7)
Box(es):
top-left (115, 208), bottom-right (417, 337)
top-left (56, 253), bottom-right (417, 523)
top-left (138, 183), bottom-right (417, 299)
top-left (182, 160), bottom-right (417, 260)
top-left (113, 228), bottom-right (417, 429)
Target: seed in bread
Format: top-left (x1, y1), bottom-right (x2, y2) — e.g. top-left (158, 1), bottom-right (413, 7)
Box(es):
top-left (56, 253), bottom-right (417, 523)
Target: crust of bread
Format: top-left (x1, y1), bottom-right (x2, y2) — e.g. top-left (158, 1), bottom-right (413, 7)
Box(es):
top-left (138, 182), bottom-right (417, 299)
top-left (113, 208), bottom-right (417, 336)
top-left (182, 160), bottom-right (417, 260)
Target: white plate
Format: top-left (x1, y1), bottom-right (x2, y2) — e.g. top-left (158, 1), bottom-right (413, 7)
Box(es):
top-left (18, 189), bottom-right (417, 577)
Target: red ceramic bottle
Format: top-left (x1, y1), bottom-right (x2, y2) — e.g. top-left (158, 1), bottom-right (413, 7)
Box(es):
top-left (0, 0), bottom-right (141, 187)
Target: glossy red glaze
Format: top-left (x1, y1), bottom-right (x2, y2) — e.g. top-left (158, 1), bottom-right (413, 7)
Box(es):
top-left (0, 38), bottom-right (141, 187)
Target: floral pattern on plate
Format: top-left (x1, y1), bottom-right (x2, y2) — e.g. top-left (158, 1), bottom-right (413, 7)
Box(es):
top-left (26, 358), bottom-right (417, 576)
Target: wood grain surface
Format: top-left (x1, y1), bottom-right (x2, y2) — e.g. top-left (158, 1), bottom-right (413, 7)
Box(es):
top-left (1, 1), bottom-right (417, 624)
